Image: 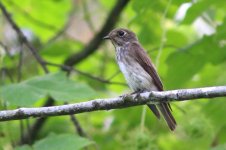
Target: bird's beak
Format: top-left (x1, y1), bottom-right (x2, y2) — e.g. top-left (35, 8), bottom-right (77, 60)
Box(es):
top-left (103, 35), bottom-right (110, 40)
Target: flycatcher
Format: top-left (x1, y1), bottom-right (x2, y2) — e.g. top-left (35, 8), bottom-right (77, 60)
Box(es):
top-left (104, 28), bottom-right (176, 131)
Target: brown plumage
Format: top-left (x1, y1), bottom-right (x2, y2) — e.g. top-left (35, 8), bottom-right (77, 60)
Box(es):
top-left (104, 28), bottom-right (176, 131)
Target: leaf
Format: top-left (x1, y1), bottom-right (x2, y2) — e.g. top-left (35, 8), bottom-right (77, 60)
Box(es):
top-left (165, 19), bottom-right (226, 89)
top-left (0, 72), bottom-right (96, 106)
top-left (33, 133), bottom-right (93, 150)
top-left (26, 72), bottom-right (96, 101)
top-left (165, 49), bottom-right (206, 89)
top-left (1, 83), bottom-right (45, 106)
top-left (182, 0), bottom-right (224, 24)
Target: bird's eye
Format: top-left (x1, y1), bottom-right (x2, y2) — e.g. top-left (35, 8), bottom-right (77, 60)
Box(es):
top-left (118, 30), bottom-right (125, 37)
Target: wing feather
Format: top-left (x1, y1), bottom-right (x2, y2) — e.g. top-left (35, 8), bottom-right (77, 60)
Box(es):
top-left (129, 42), bottom-right (163, 91)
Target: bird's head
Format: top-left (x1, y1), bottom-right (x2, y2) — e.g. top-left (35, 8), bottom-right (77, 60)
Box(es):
top-left (103, 28), bottom-right (138, 47)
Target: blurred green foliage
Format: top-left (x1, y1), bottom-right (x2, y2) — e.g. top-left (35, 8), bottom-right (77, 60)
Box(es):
top-left (1, 72), bottom-right (96, 106)
top-left (0, 0), bottom-right (226, 150)
top-left (15, 133), bottom-right (93, 150)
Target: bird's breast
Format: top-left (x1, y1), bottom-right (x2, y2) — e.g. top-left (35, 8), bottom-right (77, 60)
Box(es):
top-left (115, 47), bottom-right (157, 91)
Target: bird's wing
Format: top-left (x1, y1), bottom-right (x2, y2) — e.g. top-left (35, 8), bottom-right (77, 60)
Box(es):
top-left (129, 42), bottom-right (163, 91)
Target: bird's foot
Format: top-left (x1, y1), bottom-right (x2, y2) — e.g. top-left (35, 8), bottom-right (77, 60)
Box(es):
top-left (132, 90), bottom-right (146, 99)
top-left (119, 93), bottom-right (130, 99)
top-left (120, 90), bottom-right (146, 99)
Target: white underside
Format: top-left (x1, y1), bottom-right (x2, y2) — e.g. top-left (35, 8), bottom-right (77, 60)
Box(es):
top-left (116, 47), bottom-right (157, 91)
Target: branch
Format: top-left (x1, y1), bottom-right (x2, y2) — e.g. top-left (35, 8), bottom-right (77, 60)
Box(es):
top-left (0, 67), bottom-right (14, 83)
top-left (64, 102), bottom-right (88, 137)
top-left (0, 86), bottom-right (226, 121)
top-left (0, 41), bottom-right (12, 58)
top-left (0, 1), bottom-right (48, 73)
top-left (0, 2), bottom-right (54, 144)
top-left (69, 114), bottom-right (87, 137)
top-left (64, 0), bottom-right (130, 66)
top-left (45, 61), bottom-right (127, 86)
top-left (0, 0), bottom-right (130, 143)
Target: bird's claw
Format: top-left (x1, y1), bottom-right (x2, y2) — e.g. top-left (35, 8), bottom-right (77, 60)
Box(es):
top-left (119, 93), bottom-right (130, 99)
top-left (120, 90), bottom-right (146, 99)
top-left (132, 90), bottom-right (146, 99)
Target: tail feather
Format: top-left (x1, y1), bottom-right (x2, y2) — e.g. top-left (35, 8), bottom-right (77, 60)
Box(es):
top-left (147, 104), bottom-right (161, 119)
top-left (167, 103), bottom-right (173, 111)
top-left (147, 103), bottom-right (176, 131)
top-left (157, 103), bottom-right (177, 131)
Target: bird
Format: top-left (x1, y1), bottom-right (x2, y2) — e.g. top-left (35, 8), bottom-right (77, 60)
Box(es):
top-left (103, 28), bottom-right (176, 131)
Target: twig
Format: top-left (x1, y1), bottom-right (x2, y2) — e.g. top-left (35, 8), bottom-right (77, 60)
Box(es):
top-left (0, 0), bottom-right (129, 144)
top-left (64, 102), bottom-right (87, 137)
top-left (19, 119), bottom-right (24, 144)
top-left (45, 62), bottom-right (127, 86)
top-left (0, 41), bottom-right (12, 58)
top-left (0, 2), bottom-right (53, 144)
top-left (0, 68), bottom-right (14, 83)
top-left (17, 98), bottom-right (54, 145)
top-left (81, 0), bottom-right (111, 79)
top-left (0, 1), bottom-right (90, 145)
top-left (106, 70), bottom-right (121, 81)
top-left (70, 114), bottom-right (87, 137)
top-left (1, 86), bottom-right (226, 121)
top-left (64, 0), bottom-right (130, 66)
top-left (0, 2), bottom-right (48, 73)
top-left (25, 119), bottom-right (32, 144)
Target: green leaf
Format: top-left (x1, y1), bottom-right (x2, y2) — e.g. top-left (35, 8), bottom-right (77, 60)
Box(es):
top-left (165, 49), bottom-right (206, 89)
top-left (26, 72), bottom-right (96, 101)
top-left (0, 72), bottom-right (96, 106)
top-left (33, 133), bottom-right (93, 150)
top-left (1, 83), bottom-right (45, 106)
top-left (182, 0), bottom-right (225, 24)
top-left (165, 19), bottom-right (226, 89)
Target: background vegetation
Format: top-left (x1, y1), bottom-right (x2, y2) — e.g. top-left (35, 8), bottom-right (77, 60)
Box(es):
top-left (0, 0), bottom-right (226, 149)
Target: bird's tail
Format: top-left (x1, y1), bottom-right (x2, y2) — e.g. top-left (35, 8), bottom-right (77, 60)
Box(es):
top-left (148, 104), bottom-right (161, 119)
top-left (157, 103), bottom-right (176, 131)
top-left (148, 103), bottom-right (176, 131)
